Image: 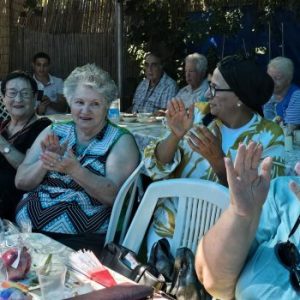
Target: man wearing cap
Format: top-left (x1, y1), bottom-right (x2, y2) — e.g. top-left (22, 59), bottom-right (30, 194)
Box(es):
top-left (143, 55), bottom-right (285, 252)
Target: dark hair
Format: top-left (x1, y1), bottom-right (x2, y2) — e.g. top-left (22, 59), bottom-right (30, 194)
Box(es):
top-left (144, 50), bottom-right (164, 66)
top-left (1, 71), bottom-right (38, 96)
top-left (32, 52), bottom-right (51, 64)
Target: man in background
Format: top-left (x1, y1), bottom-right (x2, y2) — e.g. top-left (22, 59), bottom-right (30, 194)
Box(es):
top-left (176, 53), bottom-right (209, 107)
top-left (132, 51), bottom-right (177, 113)
top-left (33, 52), bottom-right (67, 115)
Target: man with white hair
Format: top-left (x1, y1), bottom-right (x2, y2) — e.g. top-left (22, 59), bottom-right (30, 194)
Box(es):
top-left (264, 56), bottom-right (300, 125)
top-left (175, 53), bottom-right (209, 107)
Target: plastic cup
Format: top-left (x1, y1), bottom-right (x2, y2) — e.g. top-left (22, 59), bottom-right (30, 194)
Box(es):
top-left (37, 263), bottom-right (67, 300)
top-left (19, 219), bottom-right (32, 234)
top-left (0, 258), bottom-right (7, 281)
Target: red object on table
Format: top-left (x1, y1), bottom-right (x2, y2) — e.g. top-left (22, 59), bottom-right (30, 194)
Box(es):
top-left (90, 269), bottom-right (117, 287)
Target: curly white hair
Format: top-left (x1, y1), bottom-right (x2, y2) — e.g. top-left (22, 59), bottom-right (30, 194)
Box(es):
top-left (63, 63), bottom-right (118, 105)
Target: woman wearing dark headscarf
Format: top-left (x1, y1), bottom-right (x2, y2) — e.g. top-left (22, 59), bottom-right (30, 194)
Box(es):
top-left (144, 55), bottom-right (285, 252)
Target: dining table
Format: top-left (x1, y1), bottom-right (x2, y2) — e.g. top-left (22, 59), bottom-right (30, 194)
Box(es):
top-left (0, 222), bottom-right (168, 300)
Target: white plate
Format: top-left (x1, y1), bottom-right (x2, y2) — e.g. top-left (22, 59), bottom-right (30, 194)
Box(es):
top-left (122, 116), bottom-right (137, 122)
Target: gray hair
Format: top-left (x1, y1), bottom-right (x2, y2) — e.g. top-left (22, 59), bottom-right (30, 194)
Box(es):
top-left (63, 63), bottom-right (118, 105)
top-left (268, 56), bottom-right (294, 82)
top-left (185, 53), bottom-right (208, 73)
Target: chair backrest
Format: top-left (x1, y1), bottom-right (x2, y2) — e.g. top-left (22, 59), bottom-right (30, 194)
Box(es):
top-left (122, 178), bottom-right (229, 256)
top-left (0, 97), bottom-right (9, 121)
top-left (105, 160), bottom-right (144, 245)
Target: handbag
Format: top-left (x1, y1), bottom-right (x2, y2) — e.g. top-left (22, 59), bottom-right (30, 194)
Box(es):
top-left (100, 242), bottom-right (165, 290)
top-left (148, 239), bottom-right (211, 300)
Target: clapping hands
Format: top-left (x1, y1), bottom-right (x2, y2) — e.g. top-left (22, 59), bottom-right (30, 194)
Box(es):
top-left (225, 142), bottom-right (273, 218)
top-left (166, 99), bottom-right (194, 139)
top-left (40, 132), bottom-right (80, 174)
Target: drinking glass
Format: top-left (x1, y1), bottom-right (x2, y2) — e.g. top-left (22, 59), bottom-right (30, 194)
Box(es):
top-left (37, 263), bottom-right (67, 300)
top-left (19, 219), bottom-right (32, 234)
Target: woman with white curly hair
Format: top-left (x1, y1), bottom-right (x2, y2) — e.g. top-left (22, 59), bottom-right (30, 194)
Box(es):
top-left (15, 64), bottom-right (140, 255)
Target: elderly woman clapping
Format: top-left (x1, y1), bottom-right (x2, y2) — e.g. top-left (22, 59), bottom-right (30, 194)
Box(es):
top-left (144, 55), bottom-right (285, 252)
top-left (15, 64), bottom-right (140, 255)
top-left (0, 71), bottom-right (51, 221)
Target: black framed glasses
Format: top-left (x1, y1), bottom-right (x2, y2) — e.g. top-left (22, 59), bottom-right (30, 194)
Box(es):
top-left (208, 81), bottom-right (233, 97)
top-left (275, 214), bottom-right (300, 292)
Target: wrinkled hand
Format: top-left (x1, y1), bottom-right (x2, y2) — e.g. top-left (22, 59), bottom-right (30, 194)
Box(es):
top-left (40, 132), bottom-right (67, 155)
top-left (166, 98), bottom-right (194, 139)
top-left (40, 149), bottom-right (80, 175)
top-left (187, 123), bottom-right (224, 163)
top-left (225, 141), bottom-right (272, 217)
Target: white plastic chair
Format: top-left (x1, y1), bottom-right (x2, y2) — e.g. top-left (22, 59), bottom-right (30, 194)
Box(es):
top-left (122, 178), bottom-right (229, 256)
top-left (105, 160), bottom-right (144, 244)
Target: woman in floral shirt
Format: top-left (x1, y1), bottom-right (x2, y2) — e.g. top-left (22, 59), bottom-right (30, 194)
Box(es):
top-left (144, 55), bottom-right (285, 251)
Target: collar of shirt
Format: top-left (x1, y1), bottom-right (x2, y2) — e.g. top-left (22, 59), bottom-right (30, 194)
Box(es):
top-left (33, 73), bottom-right (54, 87)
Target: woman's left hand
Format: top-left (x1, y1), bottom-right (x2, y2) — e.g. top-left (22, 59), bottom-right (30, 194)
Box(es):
top-left (187, 124), bottom-right (224, 163)
top-left (40, 149), bottom-right (80, 175)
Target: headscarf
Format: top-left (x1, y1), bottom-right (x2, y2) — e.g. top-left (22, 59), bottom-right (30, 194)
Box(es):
top-left (217, 55), bottom-right (274, 116)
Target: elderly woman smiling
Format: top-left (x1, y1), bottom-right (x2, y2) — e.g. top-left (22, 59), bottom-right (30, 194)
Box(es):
top-left (0, 71), bottom-right (51, 221)
top-left (15, 64), bottom-right (140, 254)
top-left (144, 55), bottom-right (285, 252)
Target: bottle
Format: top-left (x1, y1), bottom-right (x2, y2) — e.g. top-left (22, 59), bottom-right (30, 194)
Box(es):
top-left (283, 125), bottom-right (293, 151)
top-left (108, 98), bottom-right (120, 123)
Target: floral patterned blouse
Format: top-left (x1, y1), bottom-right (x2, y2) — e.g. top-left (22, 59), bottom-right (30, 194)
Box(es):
top-left (144, 112), bottom-right (285, 248)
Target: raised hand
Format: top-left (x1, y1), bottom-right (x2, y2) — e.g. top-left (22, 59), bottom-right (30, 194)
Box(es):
top-left (166, 98), bottom-right (194, 139)
top-left (225, 142), bottom-right (273, 218)
top-left (187, 123), bottom-right (224, 163)
top-left (40, 132), bottom-right (67, 156)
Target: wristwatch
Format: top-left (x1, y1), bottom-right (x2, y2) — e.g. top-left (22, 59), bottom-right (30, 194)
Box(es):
top-left (1, 145), bottom-right (11, 154)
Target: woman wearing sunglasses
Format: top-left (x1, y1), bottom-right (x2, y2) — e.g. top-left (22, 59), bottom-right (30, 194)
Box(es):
top-left (196, 142), bottom-right (300, 299)
top-left (144, 55), bottom-right (285, 252)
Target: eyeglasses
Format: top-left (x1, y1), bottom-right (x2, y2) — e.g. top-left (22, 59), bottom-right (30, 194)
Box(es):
top-left (275, 214), bottom-right (300, 292)
top-left (208, 81), bottom-right (233, 97)
top-left (5, 89), bottom-right (33, 99)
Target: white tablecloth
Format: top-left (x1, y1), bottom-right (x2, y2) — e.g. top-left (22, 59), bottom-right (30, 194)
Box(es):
top-left (1, 233), bottom-right (166, 299)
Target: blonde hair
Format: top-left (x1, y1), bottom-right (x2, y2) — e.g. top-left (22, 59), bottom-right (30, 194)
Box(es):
top-left (63, 63), bottom-right (118, 105)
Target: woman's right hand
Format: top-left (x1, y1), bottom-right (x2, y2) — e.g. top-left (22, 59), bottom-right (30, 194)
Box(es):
top-left (225, 141), bottom-right (273, 218)
top-left (166, 98), bottom-right (194, 139)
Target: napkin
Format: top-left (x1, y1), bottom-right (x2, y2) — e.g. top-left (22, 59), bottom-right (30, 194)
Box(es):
top-left (69, 250), bottom-right (116, 287)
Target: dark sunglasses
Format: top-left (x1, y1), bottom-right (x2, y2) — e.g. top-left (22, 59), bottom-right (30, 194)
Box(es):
top-left (275, 214), bottom-right (300, 292)
top-left (208, 81), bottom-right (233, 97)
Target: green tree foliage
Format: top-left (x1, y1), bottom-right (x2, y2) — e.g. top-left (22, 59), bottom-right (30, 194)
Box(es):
top-left (124, 0), bottom-right (300, 82)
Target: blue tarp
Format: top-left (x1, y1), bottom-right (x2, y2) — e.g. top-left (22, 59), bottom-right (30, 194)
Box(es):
top-left (188, 6), bottom-right (300, 85)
